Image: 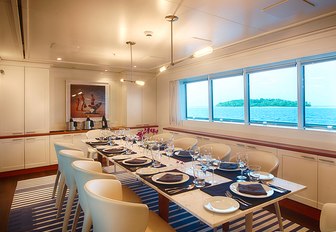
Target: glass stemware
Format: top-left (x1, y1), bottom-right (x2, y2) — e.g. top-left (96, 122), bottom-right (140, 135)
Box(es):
top-left (165, 143), bottom-right (174, 166)
top-left (236, 152), bottom-right (248, 180)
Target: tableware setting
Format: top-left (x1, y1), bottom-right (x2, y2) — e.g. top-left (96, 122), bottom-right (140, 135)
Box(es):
top-left (258, 171), bottom-right (274, 181)
top-left (122, 157), bottom-right (152, 166)
top-left (218, 162), bottom-right (240, 171)
top-left (229, 182), bottom-right (274, 198)
top-left (112, 154), bottom-right (142, 160)
top-left (151, 171), bottom-right (189, 185)
top-left (102, 146), bottom-right (127, 154)
top-left (203, 196), bottom-right (240, 214)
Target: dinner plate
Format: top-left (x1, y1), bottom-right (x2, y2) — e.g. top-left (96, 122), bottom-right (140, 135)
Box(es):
top-left (218, 162), bottom-right (241, 172)
top-left (230, 182), bottom-right (274, 198)
top-left (112, 154), bottom-right (141, 160)
top-left (122, 157), bottom-right (152, 166)
top-left (151, 171), bottom-right (189, 185)
top-left (102, 146), bottom-right (126, 154)
top-left (258, 171), bottom-right (274, 181)
top-left (203, 196), bottom-right (239, 214)
top-left (136, 167), bottom-right (160, 175)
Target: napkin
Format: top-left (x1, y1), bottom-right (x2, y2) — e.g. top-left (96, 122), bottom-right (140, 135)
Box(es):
top-left (157, 173), bottom-right (183, 182)
top-left (238, 183), bottom-right (267, 195)
top-left (124, 158), bottom-right (147, 164)
top-left (220, 162), bottom-right (238, 169)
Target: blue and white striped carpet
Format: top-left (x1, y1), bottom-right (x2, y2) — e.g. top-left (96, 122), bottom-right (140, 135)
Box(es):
top-left (9, 171), bottom-right (313, 232)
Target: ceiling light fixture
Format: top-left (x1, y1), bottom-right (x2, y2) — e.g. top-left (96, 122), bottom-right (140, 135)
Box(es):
top-left (120, 41), bottom-right (145, 86)
top-left (193, 46), bottom-right (213, 58)
top-left (159, 14), bottom-right (213, 73)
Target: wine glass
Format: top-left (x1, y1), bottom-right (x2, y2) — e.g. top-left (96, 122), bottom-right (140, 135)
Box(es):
top-left (237, 152), bottom-right (248, 180)
top-left (165, 143), bottom-right (174, 166)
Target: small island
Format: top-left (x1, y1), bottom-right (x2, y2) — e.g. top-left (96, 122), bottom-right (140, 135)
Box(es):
top-left (216, 98), bottom-right (311, 107)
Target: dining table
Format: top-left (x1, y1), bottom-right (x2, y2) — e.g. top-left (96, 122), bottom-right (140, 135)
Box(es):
top-left (84, 138), bottom-right (306, 232)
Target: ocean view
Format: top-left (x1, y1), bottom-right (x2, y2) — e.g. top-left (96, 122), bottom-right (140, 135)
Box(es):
top-left (187, 106), bottom-right (336, 126)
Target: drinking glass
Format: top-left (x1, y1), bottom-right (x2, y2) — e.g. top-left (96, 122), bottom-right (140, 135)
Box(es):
top-left (165, 143), bottom-right (174, 166)
top-left (151, 142), bottom-right (161, 168)
top-left (237, 152), bottom-right (248, 180)
top-left (248, 164), bottom-right (261, 182)
top-left (192, 164), bottom-right (206, 188)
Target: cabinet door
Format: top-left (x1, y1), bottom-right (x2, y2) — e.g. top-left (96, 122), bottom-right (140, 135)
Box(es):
top-left (25, 67), bottom-right (50, 134)
top-left (0, 65), bottom-right (24, 136)
top-left (318, 156), bottom-right (336, 209)
top-left (281, 150), bottom-right (318, 208)
top-left (25, 136), bottom-right (50, 168)
top-left (0, 138), bottom-right (24, 172)
top-left (49, 134), bottom-right (73, 164)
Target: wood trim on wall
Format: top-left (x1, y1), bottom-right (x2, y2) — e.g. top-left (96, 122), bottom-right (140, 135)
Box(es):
top-left (164, 127), bottom-right (336, 158)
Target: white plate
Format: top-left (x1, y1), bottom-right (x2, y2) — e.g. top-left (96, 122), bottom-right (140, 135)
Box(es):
top-left (102, 146), bottom-right (126, 154)
top-left (96, 145), bottom-right (115, 150)
top-left (151, 172), bottom-right (189, 185)
top-left (258, 171), bottom-right (274, 181)
top-left (122, 157), bottom-right (152, 166)
top-left (112, 154), bottom-right (141, 160)
top-left (203, 196), bottom-right (239, 214)
top-left (136, 167), bottom-right (160, 175)
top-left (230, 182), bottom-right (274, 198)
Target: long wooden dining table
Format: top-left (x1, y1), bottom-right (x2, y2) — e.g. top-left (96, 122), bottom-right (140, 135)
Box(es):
top-left (85, 139), bottom-right (306, 232)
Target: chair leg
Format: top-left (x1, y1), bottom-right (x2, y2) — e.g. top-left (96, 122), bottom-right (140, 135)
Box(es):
top-left (82, 212), bottom-right (92, 232)
top-left (57, 184), bottom-right (67, 218)
top-left (52, 170), bottom-right (61, 199)
top-left (62, 188), bottom-right (77, 232)
top-left (55, 176), bottom-right (65, 208)
top-left (274, 202), bottom-right (284, 231)
top-left (71, 202), bottom-right (81, 232)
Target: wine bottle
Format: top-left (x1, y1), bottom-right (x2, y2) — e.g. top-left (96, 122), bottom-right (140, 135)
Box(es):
top-left (102, 115), bottom-right (108, 128)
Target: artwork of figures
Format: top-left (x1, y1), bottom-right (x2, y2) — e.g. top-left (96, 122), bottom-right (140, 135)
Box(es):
top-left (69, 83), bottom-right (107, 119)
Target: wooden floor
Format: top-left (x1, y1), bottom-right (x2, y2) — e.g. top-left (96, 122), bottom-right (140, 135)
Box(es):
top-left (0, 170), bottom-right (321, 232)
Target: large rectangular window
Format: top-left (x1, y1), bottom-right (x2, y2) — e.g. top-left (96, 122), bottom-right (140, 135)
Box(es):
top-left (186, 80), bottom-right (209, 120)
top-left (212, 75), bottom-right (244, 122)
top-left (304, 60), bottom-right (336, 129)
top-left (249, 66), bottom-right (298, 126)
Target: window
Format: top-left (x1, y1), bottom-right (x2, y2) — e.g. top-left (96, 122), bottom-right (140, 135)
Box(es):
top-left (248, 66), bottom-right (298, 126)
top-left (304, 60), bottom-right (336, 129)
top-left (185, 80), bottom-right (209, 120)
top-left (212, 75), bottom-right (244, 122)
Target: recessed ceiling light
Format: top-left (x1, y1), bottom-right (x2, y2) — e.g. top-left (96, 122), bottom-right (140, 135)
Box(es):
top-left (56, 57), bottom-right (62, 61)
top-left (104, 69), bottom-right (108, 72)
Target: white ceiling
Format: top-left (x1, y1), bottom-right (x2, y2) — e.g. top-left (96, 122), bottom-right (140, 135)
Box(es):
top-left (1, 0), bottom-right (336, 73)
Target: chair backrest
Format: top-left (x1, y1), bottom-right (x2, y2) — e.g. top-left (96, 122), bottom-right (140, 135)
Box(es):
top-left (320, 203), bottom-right (336, 232)
top-left (58, 150), bottom-right (92, 188)
top-left (86, 129), bottom-right (113, 139)
top-left (231, 150), bottom-right (279, 176)
top-left (54, 142), bottom-right (83, 171)
top-left (72, 160), bottom-right (117, 214)
top-left (174, 137), bottom-right (198, 150)
top-left (84, 179), bottom-right (149, 232)
top-left (152, 133), bottom-right (173, 143)
top-left (200, 143), bottom-right (231, 161)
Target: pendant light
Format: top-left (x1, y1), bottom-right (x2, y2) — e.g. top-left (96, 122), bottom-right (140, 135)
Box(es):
top-left (120, 41), bottom-right (145, 86)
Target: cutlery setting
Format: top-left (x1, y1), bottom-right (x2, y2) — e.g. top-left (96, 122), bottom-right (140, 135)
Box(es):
top-left (165, 184), bottom-right (195, 194)
top-left (225, 191), bottom-right (251, 206)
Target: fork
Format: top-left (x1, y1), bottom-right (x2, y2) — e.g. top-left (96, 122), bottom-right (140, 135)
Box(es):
top-left (225, 191), bottom-right (251, 206)
top-left (166, 184), bottom-right (195, 194)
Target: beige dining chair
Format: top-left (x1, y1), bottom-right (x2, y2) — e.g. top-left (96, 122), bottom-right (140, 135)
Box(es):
top-left (71, 160), bottom-right (142, 232)
top-left (173, 137), bottom-right (198, 150)
top-left (200, 143), bottom-right (231, 161)
top-left (85, 129), bottom-right (114, 158)
top-left (320, 203), bottom-right (336, 232)
top-left (231, 150), bottom-right (282, 230)
top-left (84, 179), bottom-right (175, 232)
top-left (53, 142), bottom-right (82, 205)
top-left (151, 133), bottom-right (173, 143)
top-left (57, 150), bottom-right (93, 232)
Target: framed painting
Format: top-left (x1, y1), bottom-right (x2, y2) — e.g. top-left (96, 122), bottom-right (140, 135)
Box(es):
top-left (66, 81), bottom-right (109, 121)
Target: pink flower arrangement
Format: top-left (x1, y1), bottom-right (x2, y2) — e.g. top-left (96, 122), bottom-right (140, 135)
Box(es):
top-left (136, 127), bottom-right (158, 140)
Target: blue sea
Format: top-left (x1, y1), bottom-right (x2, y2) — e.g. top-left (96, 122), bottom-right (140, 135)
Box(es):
top-left (187, 106), bottom-right (336, 126)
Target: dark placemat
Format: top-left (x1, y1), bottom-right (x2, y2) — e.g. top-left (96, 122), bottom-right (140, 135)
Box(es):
top-left (201, 181), bottom-right (291, 210)
top-left (102, 150), bottom-right (137, 157)
top-left (214, 169), bottom-right (244, 180)
top-left (172, 150), bottom-right (193, 162)
top-left (114, 156), bottom-right (157, 172)
top-left (141, 169), bottom-right (210, 195)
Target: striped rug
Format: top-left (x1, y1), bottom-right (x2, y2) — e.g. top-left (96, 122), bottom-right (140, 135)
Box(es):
top-left (9, 171), bottom-right (313, 232)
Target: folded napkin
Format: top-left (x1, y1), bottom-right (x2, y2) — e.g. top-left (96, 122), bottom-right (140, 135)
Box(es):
top-left (88, 141), bottom-right (108, 145)
top-left (104, 147), bottom-right (124, 153)
top-left (157, 173), bottom-right (183, 182)
top-left (124, 158), bottom-right (147, 164)
top-left (238, 183), bottom-right (267, 195)
top-left (220, 162), bottom-right (238, 169)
